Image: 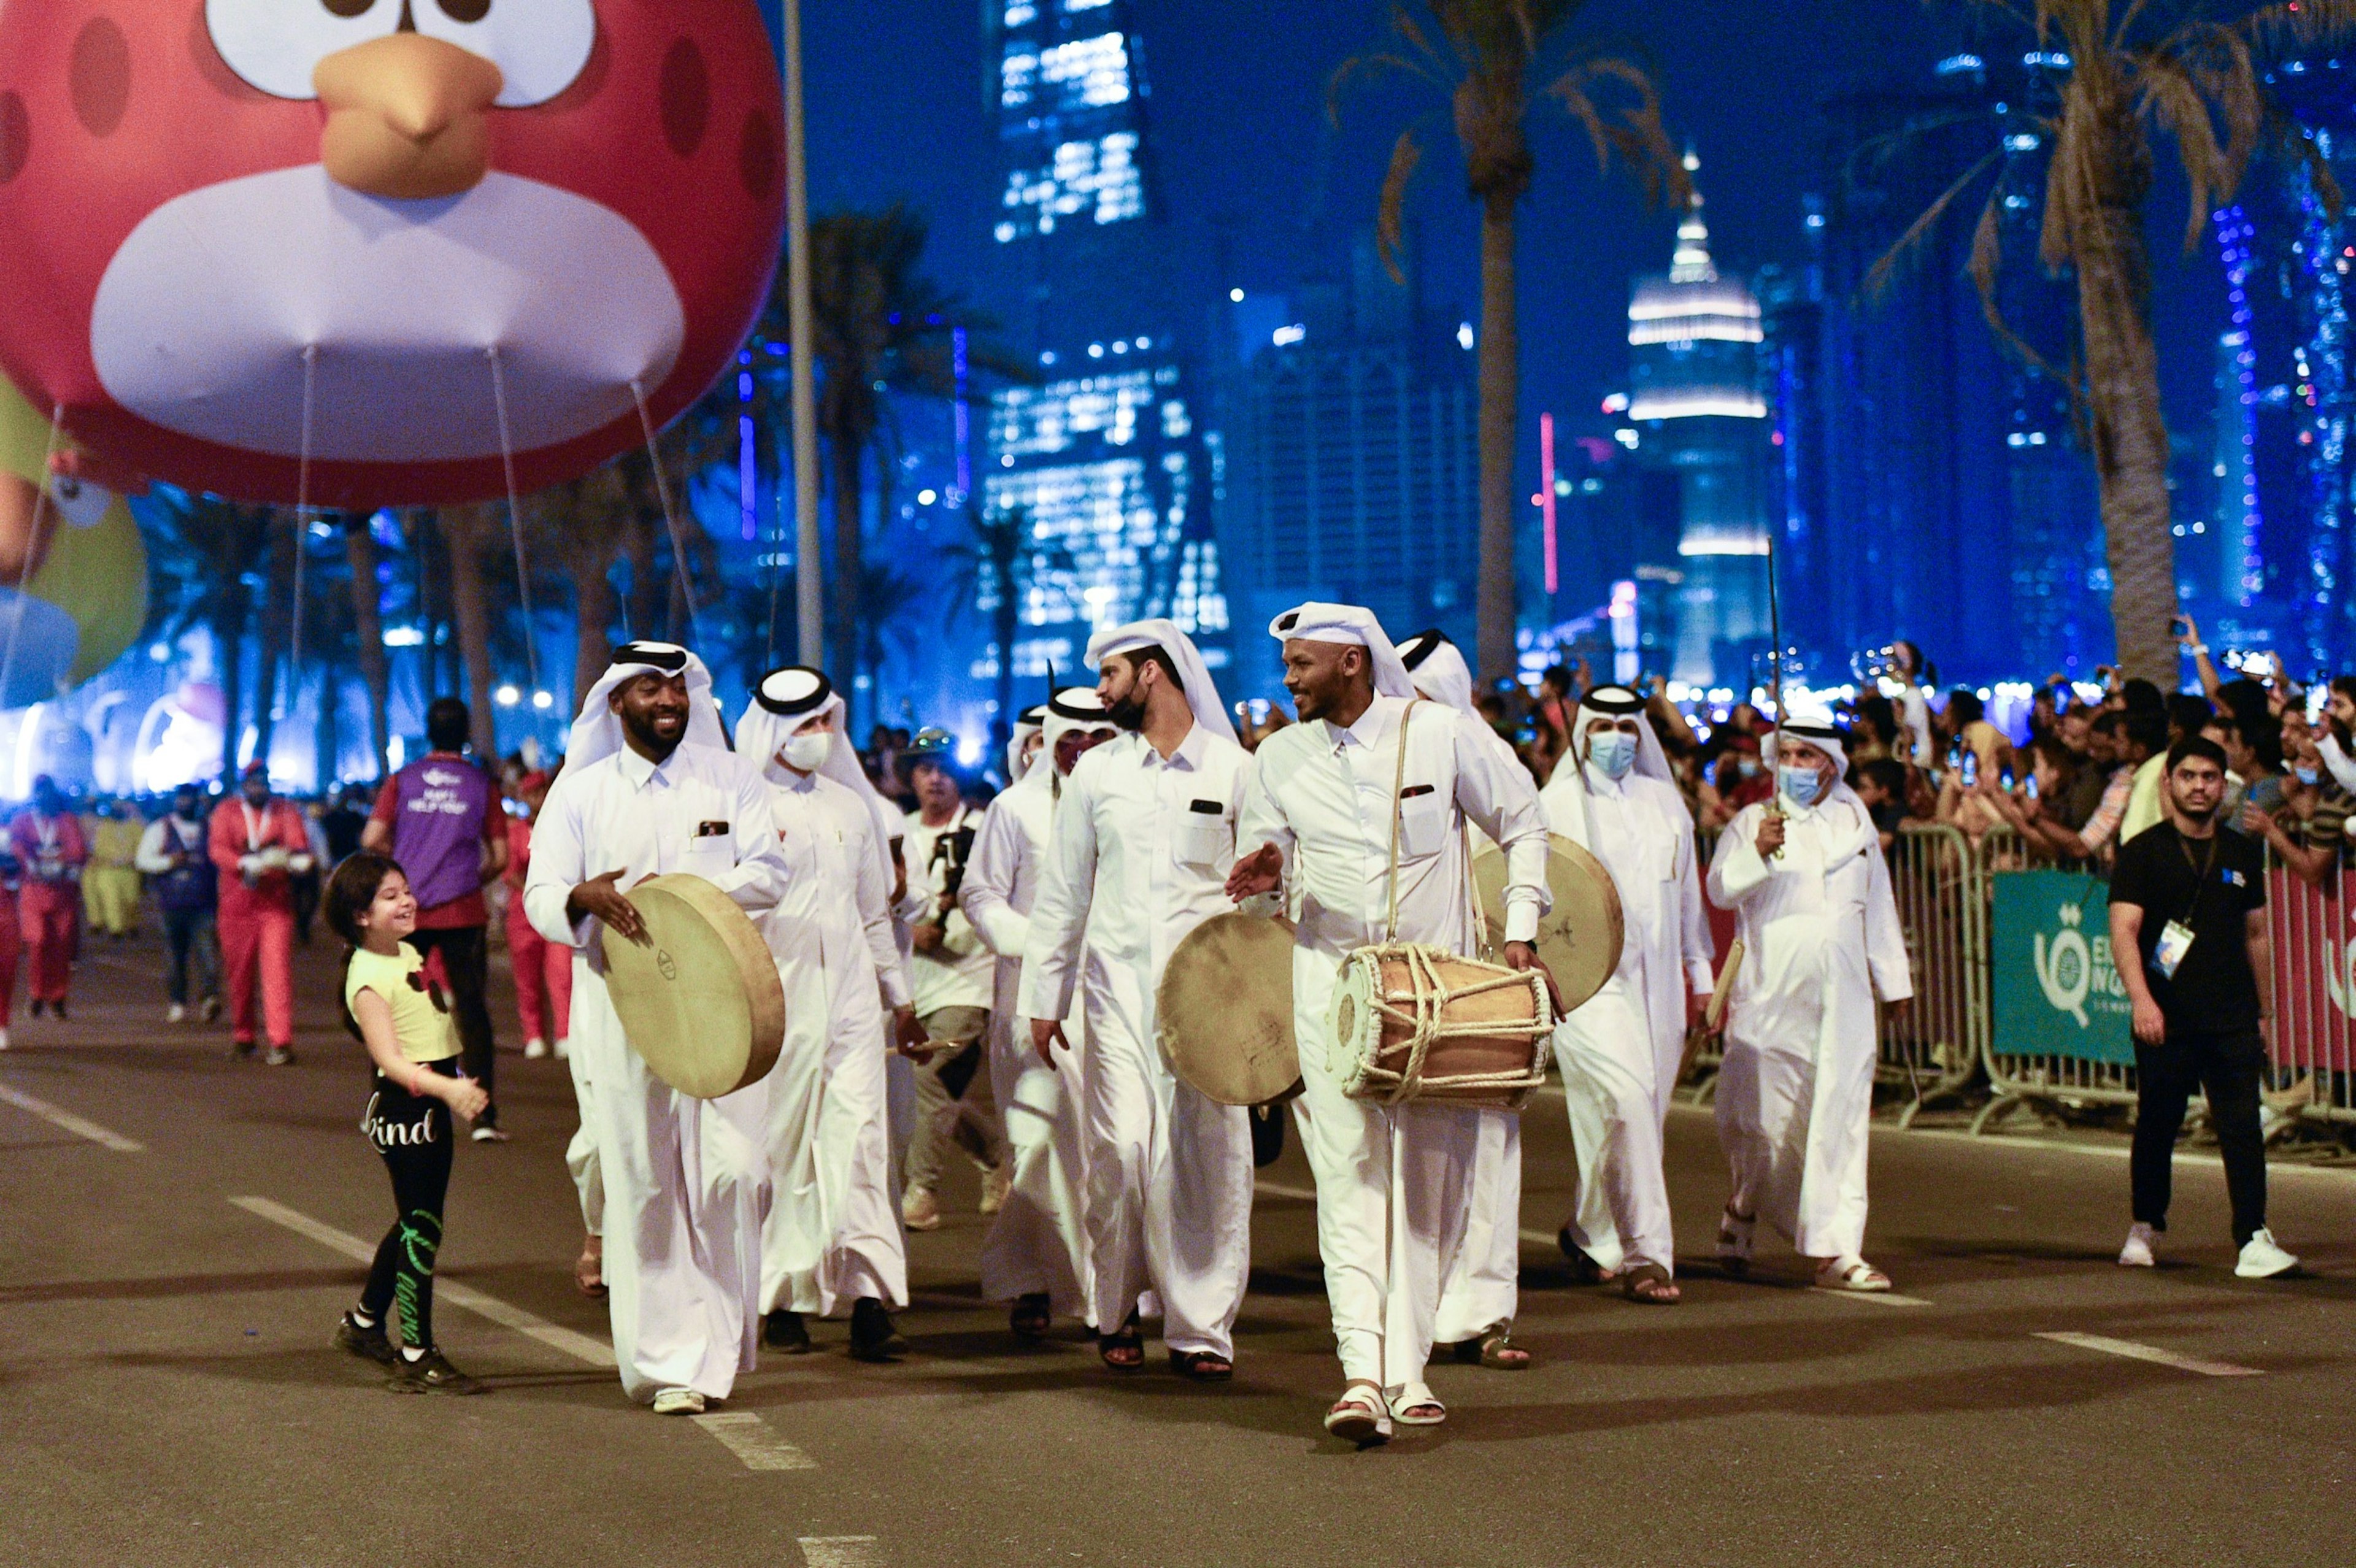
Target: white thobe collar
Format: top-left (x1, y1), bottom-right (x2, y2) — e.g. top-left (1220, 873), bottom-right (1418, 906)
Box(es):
top-left (1139, 718), bottom-right (1209, 772)
top-left (1328, 692), bottom-right (1406, 755)
top-left (1776, 791), bottom-right (1823, 822)
top-left (1583, 761), bottom-right (1630, 799)
top-left (615, 743), bottom-right (680, 793)
top-left (767, 763), bottom-right (820, 794)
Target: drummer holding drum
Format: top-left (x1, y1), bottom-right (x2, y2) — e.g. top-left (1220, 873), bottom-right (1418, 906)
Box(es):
top-left (1228, 603), bottom-right (1555, 1443)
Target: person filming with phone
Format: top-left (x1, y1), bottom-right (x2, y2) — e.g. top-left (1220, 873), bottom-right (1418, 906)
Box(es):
top-left (2106, 737), bottom-right (2300, 1280)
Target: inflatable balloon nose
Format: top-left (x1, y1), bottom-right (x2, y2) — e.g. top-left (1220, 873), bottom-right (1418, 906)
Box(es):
top-left (315, 34), bottom-right (505, 201)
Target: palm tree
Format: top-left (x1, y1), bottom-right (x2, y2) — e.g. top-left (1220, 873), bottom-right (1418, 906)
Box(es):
top-left (1333, 1), bottom-right (1688, 682)
top-left (437, 502), bottom-right (506, 755)
top-left (342, 513), bottom-right (392, 778)
top-left (1876, 1), bottom-right (2356, 683)
top-left (140, 488), bottom-right (272, 788)
top-left (785, 206), bottom-right (1020, 709)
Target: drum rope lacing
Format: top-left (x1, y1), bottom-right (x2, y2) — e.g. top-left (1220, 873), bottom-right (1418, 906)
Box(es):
top-left (1352, 945), bottom-right (1550, 1105)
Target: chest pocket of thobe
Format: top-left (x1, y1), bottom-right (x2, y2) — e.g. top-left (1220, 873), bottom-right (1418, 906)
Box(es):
top-left (686, 817), bottom-right (736, 882)
top-left (1397, 782), bottom-right (1448, 859)
top-left (1176, 799), bottom-right (1231, 869)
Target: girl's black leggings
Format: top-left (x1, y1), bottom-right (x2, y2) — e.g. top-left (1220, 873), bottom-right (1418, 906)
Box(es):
top-left (358, 1061), bottom-right (456, 1351)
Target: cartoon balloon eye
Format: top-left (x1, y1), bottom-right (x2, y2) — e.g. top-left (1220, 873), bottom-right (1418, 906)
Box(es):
top-left (204, 0), bottom-right (404, 101)
top-left (49, 477), bottom-right (112, 531)
top-left (410, 0), bottom-right (598, 109)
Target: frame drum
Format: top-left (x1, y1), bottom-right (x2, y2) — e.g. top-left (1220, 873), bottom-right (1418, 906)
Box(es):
top-left (602, 873), bottom-right (787, 1099)
top-left (1155, 911), bottom-right (1299, 1106)
top-left (1471, 834), bottom-right (1625, 1015)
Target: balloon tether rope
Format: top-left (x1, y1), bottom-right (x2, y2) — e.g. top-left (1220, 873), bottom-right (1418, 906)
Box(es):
top-left (629, 378), bottom-right (702, 646)
top-left (488, 347), bottom-right (542, 697)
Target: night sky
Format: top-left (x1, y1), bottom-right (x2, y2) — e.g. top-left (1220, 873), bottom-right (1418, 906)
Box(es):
top-left (788, 1), bottom-right (2228, 470)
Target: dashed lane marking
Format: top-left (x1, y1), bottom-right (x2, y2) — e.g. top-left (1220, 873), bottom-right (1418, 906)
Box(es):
top-left (228, 1196), bottom-right (617, 1368)
top-left (693, 1411), bottom-right (819, 1471)
top-left (2034, 1330), bottom-right (2262, 1378)
top-left (798, 1537), bottom-right (886, 1568)
top-left (1807, 1285), bottom-right (1932, 1308)
top-left (0, 1080), bottom-right (144, 1153)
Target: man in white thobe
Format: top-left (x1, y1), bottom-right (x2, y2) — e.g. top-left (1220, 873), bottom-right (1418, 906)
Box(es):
top-left (1398, 630), bottom-right (1534, 1369)
top-left (523, 643), bottom-right (794, 1414)
top-left (962, 688), bottom-right (1117, 1337)
top-left (738, 666), bottom-right (927, 1361)
top-left (1541, 685), bottom-right (1716, 1304)
top-left (1707, 712), bottom-right (1912, 1293)
top-left (1023, 620), bottom-right (1257, 1379)
top-left (1230, 604), bottom-right (1553, 1442)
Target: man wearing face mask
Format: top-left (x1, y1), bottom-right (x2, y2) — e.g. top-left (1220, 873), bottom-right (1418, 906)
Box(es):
top-left (961, 687), bottom-right (1118, 1340)
top-left (737, 667), bottom-right (929, 1362)
top-left (1706, 712), bottom-right (1912, 1293)
top-left (1023, 620), bottom-right (1257, 1380)
top-left (1540, 686), bottom-right (1718, 1305)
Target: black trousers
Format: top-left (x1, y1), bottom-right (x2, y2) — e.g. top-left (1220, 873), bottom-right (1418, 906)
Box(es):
top-left (360, 1063), bottom-right (456, 1351)
top-left (404, 925), bottom-right (498, 1124)
top-left (2133, 1026), bottom-right (2268, 1245)
top-left (161, 905), bottom-right (218, 1006)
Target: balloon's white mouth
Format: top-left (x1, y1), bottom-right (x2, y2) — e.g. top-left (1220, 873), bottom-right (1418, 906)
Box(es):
top-left (90, 166), bottom-right (685, 465)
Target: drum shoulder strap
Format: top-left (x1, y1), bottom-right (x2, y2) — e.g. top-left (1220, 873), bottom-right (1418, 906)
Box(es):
top-left (1383, 698), bottom-right (1423, 943)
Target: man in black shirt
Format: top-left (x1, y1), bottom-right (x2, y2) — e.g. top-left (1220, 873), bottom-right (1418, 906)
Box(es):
top-left (2108, 736), bottom-right (2298, 1279)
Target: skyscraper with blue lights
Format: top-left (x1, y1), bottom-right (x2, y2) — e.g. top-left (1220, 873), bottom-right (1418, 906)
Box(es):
top-left (979, 0), bottom-right (1226, 686)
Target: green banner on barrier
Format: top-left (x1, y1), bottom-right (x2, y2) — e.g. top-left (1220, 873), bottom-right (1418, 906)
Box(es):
top-left (1991, 869), bottom-right (2136, 1064)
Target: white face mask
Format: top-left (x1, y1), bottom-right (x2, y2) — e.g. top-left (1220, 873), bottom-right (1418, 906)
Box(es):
top-left (1587, 731), bottom-right (1638, 780)
top-left (1779, 765), bottom-right (1827, 808)
top-left (781, 731), bottom-right (833, 774)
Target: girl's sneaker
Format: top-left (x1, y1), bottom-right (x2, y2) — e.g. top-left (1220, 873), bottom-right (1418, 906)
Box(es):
top-left (386, 1349), bottom-right (487, 1395)
top-left (334, 1312), bottom-right (394, 1366)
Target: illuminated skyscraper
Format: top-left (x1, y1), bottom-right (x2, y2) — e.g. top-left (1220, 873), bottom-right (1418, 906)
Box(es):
top-left (979, 0), bottom-right (1225, 681)
top-left (1625, 155), bottom-right (1774, 684)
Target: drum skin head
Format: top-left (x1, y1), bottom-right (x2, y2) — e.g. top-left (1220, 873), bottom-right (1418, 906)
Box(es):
top-left (1472, 834), bottom-right (1625, 1015)
top-left (603, 873), bottom-right (786, 1099)
top-left (1157, 911), bottom-right (1299, 1106)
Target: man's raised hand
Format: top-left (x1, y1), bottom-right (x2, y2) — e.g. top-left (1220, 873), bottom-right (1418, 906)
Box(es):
top-left (568, 869), bottom-right (644, 943)
top-left (1226, 842), bottom-right (1283, 902)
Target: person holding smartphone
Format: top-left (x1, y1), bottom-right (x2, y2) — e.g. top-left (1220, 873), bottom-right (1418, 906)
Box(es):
top-left (2106, 737), bottom-right (2299, 1279)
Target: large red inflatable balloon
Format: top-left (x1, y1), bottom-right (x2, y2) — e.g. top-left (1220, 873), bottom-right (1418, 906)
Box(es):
top-left (0, 1), bottom-right (785, 509)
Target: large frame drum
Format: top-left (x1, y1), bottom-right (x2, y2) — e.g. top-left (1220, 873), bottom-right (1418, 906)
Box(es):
top-left (602, 873), bottom-right (786, 1099)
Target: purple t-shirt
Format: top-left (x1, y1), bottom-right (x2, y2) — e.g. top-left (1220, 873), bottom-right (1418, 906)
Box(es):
top-left (382, 755), bottom-right (495, 917)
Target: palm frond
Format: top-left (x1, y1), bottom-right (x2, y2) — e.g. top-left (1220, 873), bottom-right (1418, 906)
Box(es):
top-left (1965, 190), bottom-right (2090, 423)
top-left (1327, 51), bottom-right (1442, 127)
top-left (1547, 55), bottom-right (1689, 206)
top-left (1376, 127), bottom-right (1425, 285)
top-left (2135, 42), bottom-right (2247, 252)
top-left (2244, 0), bottom-right (2356, 53)
top-left (1865, 148), bottom-right (2004, 299)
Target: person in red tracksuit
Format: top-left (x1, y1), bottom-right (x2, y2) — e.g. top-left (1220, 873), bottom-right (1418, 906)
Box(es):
top-left (503, 770), bottom-right (571, 1059)
top-left (211, 763), bottom-right (315, 1065)
top-left (10, 775), bottom-right (88, 1020)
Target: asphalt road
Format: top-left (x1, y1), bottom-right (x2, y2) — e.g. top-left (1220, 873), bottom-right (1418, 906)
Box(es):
top-left (2, 928), bottom-right (2352, 1568)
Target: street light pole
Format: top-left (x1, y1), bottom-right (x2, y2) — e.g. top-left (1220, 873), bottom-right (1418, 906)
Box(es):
top-left (782, 0), bottom-right (823, 669)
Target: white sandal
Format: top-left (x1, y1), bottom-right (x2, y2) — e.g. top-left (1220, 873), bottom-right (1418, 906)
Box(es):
top-left (1388, 1380), bottom-right (1447, 1428)
top-left (1816, 1256), bottom-right (1892, 1293)
top-left (1323, 1381), bottom-right (1391, 1444)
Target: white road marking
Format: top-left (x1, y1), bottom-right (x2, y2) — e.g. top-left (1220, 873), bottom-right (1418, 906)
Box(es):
top-left (228, 1196), bottom-right (617, 1368)
top-left (0, 1080), bottom-right (144, 1153)
top-left (1807, 1286), bottom-right (1931, 1308)
top-left (694, 1411), bottom-right (818, 1471)
top-left (799, 1537), bottom-right (885, 1568)
top-left (2034, 1331), bottom-right (2262, 1378)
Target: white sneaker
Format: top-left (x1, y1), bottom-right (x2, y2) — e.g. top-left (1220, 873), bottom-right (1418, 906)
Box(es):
top-left (166, 1004), bottom-right (187, 1024)
top-left (553, 1037), bottom-right (571, 1060)
top-left (523, 1037), bottom-right (549, 1059)
top-left (2118, 1223), bottom-right (2156, 1268)
top-left (650, 1387), bottom-right (706, 1416)
top-left (902, 1187), bottom-right (941, 1232)
top-left (2235, 1228), bottom-right (2299, 1280)
top-left (979, 1164), bottom-right (1011, 1216)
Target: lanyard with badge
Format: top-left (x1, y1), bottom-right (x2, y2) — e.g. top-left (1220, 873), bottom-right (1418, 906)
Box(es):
top-left (2149, 832), bottom-right (2218, 982)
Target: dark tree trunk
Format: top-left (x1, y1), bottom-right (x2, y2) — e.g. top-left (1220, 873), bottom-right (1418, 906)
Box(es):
top-left (344, 515), bottom-right (391, 779)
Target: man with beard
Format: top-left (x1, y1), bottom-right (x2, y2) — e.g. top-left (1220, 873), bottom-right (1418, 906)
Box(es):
top-left (1023, 621), bottom-right (1257, 1380)
top-left (1229, 604), bottom-right (1552, 1442)
top-left (2108, 736), bottom-right (2299, 1278)
top-left (522, 644), bottom-right (795, 1415)
top-left (963, 687), bottom-right (1118, 1340)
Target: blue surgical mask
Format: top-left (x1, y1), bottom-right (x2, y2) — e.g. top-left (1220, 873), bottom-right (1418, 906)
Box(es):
top-left (1588, 732), bottom-right (1638, 780)
top-left (1779, 765), bottom-right (1826, 808)
top-left (2296, 764), bottom-right (2321, 786)
top-left (1735, 757), bottom-right (1761, 780)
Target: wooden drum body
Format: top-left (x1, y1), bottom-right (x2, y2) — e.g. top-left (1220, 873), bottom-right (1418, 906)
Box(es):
top-left (1328, 943), bottom-right (1554, 1110)
top-left (602, 873), bottom-right (787, 1099)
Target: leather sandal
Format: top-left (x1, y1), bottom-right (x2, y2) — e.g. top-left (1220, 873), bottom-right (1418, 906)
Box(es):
top-left (1816, 1256), bottom-right (1892, 1293)
top-left (1389, 1380), bottom-right (1446, 1428)
top-left (1558, 1224), bottom-right (1617, 1285)
top-left (1009, 1293), bottom-right (1052, 1340)
top-left (1451, 1323), bottom-right (1531, 1369)
top-left (1620, 1264), bottom-right (1680, 1305)
top-left (1323, 1381), bottom-right (1390, 1445)
top-left (1098, 1310), bottom-right (1144, 1371)
top-left (1715, 1207), bottom-right (1757, 1277)
top-left (1168, 1348), bottom-right (1233, 1382)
